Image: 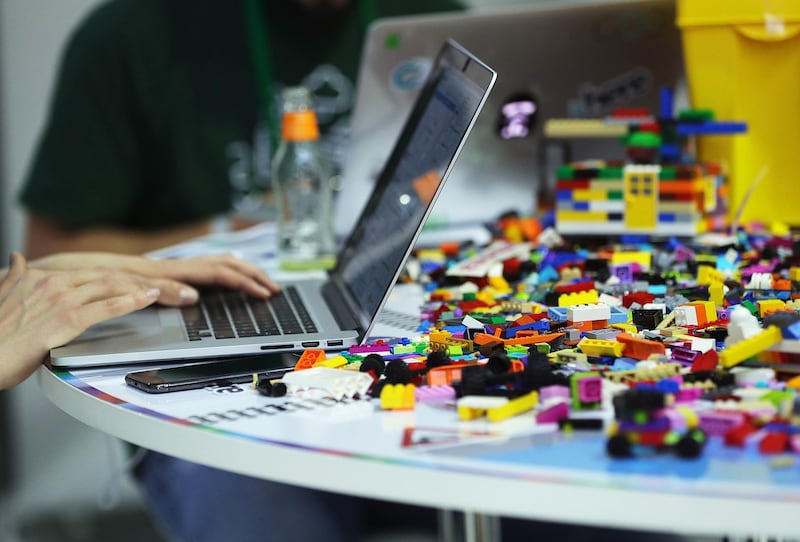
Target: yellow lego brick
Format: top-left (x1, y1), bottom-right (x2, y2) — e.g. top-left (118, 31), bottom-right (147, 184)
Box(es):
top-left (611, 251), bottom-right (651, 271)
top-left (380, 384), bottom-right (416, 410)
top-left (719, 326), bottom-right (783, 368)
top-left (572, 188), bottom-right (614, 202)
top-left (772, 221), bottom-right (791, 237)
top-left (457, 396), bottom-right (509, 421)
top-left (757, 299), bottom-right (786, 318)
top-left (697, 265), bottom-right (724, 286)
top-left (558, 290), bottom-right (599, 307)
top-left (556, 210), bottom-right (609, 223)
top-left (578, 337), bottom-right (624, 357)
top-left (487, 391), bottom-right (539, 422)
top-left (790, 267), bottom-right (800, 282)
top-left (429, 329), bottom-right (452, 343)
top-left (611, 322), bottom-right (637, 335)
top-left (317, 355), bottom-right (348, 369)
top-left (708, 282), bottom-right (724, 306)
top-left (488, 275), bottom-right (511, 291)
top-left (544, 118), bottom-right (627, 138)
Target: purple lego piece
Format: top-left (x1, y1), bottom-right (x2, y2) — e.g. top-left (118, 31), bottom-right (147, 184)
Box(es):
top-left (611, 263), bottom-right (634, 283)
top-left (717, 308), bottom-right (730, 321)
top-left (618, 416), bottom-right (670, 432)
top-left (673, 246), bottom-right (695, 263)
top-left (698, 411), bottom-right (745, 437)
top-left (669, 345), bottom-right (699, 365)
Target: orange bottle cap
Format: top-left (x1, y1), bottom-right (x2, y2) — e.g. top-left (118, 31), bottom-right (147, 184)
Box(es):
top-left (281, 110), bottom-right (320, 141)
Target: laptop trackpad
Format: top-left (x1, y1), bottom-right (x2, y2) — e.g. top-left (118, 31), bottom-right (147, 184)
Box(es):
top-left (69, 308), bottom-right (183, 344)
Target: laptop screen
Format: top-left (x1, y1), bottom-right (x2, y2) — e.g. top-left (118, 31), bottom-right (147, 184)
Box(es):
top-left (331, 40), bottom-right (495, 333)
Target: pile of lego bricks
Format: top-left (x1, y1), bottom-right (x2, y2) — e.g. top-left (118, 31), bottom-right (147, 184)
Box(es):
top-left (319, 225), bottom-right (800, 459)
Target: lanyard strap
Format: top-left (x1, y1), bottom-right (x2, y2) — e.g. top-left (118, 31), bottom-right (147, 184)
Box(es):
top-left (244, 0), bottom-right (377, 155)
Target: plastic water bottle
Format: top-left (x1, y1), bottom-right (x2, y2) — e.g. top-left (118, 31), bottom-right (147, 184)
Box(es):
top-left (272, 87), bottom-right (335, 269)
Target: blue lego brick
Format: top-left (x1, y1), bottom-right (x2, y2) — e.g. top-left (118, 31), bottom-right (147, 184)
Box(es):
top-left (783, 320), bottom-right (800, 340)
top-left (556, 190), bottom-right (574, 201)
top-left (658, 213), bottom-right (677, 223)
top-left (648, 284), bottom-right (667, 295)
top-left (556, 201), bottom-right (590, 211)
top-left (621, 235), bottom-right (650, 244)
top-left (677, 121), bottom-right (747, 136)
top-left (548, 306), bottom-right (568, 322)
top-left (538, 266), bottom-right (560, 283)
top-left (442, 325), bottom-right (467, 335)
top-left (660, 87), bottom-right (674, 119)
top-left (608, 305), bottom-right (630, 324)
top-left (611, 357), bottom-right (638, 370)
top-left (660, 143), bottom-right (680, 160)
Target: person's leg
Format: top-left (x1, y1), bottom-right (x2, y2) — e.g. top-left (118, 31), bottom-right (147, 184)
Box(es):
top-left (134, 451), bottom-right (363, 542)
top-left (501, 517), bottom-right (692, 542)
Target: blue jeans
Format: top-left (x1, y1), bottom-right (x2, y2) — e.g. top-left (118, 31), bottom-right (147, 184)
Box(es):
top-left (134, 451), bottom-right (690, 542)
top-left (134, 451), bottom-right (365, 542)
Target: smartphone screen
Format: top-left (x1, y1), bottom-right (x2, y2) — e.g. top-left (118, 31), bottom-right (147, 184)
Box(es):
top-left (125, 353), bottom-right (297, 394)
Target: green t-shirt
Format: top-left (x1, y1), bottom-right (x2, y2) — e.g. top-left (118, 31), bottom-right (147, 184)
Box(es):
top-left (20, 0), bottom-right (462, 231)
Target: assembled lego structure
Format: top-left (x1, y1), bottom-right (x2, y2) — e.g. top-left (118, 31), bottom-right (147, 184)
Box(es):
top-left (548, 88), bottom-right (746, 236)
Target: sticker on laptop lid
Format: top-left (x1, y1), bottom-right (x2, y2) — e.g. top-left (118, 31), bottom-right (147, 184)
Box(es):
top-left (390, 58), bottom-right (432, 92)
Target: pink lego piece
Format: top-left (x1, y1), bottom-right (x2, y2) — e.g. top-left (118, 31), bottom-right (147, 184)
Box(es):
top-left (539, 385), bottom-right (570, 402)
top-left (349, 342), bottom-right (392, 354)
top-left (536, 401), bottom-right (570, 424)
top-left (577, 375), bottom-right (603, 403)
top-left (415, 385), bottom-right (455, 402)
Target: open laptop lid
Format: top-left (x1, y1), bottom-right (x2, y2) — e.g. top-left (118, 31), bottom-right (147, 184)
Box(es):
top-left (335, 0), bottom-right (682, 237)
top-left (325, 39), bottom-right (496, 342)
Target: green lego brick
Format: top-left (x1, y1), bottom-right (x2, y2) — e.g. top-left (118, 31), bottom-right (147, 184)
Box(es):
top-left (660, 166), bottom-right (677, 179)
top-left (557, 164), bottom-right (575, 180)
top-left (679, 108), bottom-right (714, 122)
top-left (599, 166), bottom-right (624, 179)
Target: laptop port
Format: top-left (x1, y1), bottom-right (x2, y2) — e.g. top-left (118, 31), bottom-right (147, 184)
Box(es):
top-left (260, 344), bottom-right (293, 351)
top-left (327, 340), bottom-right (344, 347)
top-left (301, 341), bottom-right (320, 348)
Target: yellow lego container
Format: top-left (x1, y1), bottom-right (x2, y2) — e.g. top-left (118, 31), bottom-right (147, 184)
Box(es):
top-left (676, 1), bottom-right (800, 225)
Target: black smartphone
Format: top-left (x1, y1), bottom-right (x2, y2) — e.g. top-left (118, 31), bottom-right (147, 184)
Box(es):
top-left (125, 353), bottom-right (297, 394)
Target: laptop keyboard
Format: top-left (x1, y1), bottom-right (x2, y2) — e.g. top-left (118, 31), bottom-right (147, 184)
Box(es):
top-left (181, 287), bottom-right (318, 341)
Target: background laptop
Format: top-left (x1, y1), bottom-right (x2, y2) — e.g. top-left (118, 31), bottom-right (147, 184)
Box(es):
top-left (335, 0), bottom-right (683, 238)
top-left (51, 40), bottom-right (496, 368)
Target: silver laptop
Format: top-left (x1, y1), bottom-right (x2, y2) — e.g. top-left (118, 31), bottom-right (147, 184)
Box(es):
top-left (335, 0), bottom-right (683, 238)
top-left (51, 40), bottom-right (496, 368)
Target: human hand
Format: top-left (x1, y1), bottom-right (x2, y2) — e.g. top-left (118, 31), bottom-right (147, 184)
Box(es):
top-left (0, 253), bottom-right (160, 389)
top-left (28, 253), bottom-right (280, 306)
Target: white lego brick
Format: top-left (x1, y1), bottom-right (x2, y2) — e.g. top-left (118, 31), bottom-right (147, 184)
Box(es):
top-left (567, 303), bottom-right (611, 322)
